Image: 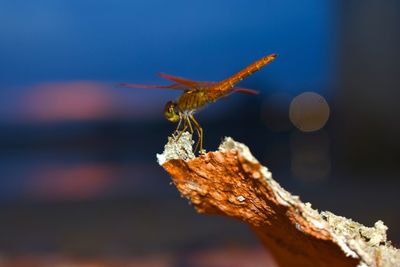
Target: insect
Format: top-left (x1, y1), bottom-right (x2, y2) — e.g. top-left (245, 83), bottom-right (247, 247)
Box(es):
top-left (119, 53), bottom-right (277, 154)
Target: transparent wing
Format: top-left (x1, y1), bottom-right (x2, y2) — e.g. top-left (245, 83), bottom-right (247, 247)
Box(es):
top-left (117, 72), bottom-right (215, 91)
top-left (232, 87), bottom-right (259, 94)
top-left (118, 75), bottom-right (259, 94)
top-left (116, 82), bottom-right (189, 90)
top-left (158, 73), bottom-right (216, 87)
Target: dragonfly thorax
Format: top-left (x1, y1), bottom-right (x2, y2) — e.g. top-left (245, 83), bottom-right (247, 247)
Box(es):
top-left (176, 90), bottom-right (210, 112)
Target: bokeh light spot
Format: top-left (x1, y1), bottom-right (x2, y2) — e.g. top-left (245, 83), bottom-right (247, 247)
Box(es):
top-left (289, 92), bottom-right (330, 132)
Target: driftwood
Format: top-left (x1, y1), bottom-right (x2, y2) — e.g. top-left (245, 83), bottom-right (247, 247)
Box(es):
top-left (157, 133), bottom-right (400, 267)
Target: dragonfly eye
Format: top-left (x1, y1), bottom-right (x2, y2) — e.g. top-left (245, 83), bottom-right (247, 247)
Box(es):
top-left (164, 101), bottom-right (180, 123)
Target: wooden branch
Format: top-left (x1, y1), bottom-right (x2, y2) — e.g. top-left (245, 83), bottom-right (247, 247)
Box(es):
top-left (157, 133), bottom-right (400, 267)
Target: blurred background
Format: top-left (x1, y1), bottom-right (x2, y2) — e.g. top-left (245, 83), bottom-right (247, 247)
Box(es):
top-left (0, 0), bottom-right (399, 266)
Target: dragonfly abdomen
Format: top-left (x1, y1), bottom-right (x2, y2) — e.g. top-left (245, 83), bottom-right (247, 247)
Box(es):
top-left (219, 53), bottom-right (277, 92)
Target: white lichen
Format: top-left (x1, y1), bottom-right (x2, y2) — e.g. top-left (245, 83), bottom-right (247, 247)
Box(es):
top-left (157, 132), bottom-right (195, 165)
top-left (219, 137), bottom-right (258, 164)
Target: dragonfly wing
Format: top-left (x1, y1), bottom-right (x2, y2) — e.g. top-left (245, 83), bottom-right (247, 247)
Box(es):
top-left (232, 86), bottom-right (259, 94)
top-left (158, 73), bottom-right (216, 88)
top-left (117, 82), bottom-right (188, 90)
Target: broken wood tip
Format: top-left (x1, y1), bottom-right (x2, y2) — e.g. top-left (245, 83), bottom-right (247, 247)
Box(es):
top-left (157, 133), bottom-right (400, 267)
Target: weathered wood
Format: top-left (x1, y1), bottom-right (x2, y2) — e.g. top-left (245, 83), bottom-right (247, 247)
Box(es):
top-left (158, 133), bottom-right (400, 267)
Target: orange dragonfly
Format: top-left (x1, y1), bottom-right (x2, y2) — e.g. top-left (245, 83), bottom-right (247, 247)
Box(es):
top-left (119, 53), bottom-right (277, 154)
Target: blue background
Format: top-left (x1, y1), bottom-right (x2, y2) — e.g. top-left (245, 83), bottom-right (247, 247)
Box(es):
top-left (0, 0), bottom-right (399, 265)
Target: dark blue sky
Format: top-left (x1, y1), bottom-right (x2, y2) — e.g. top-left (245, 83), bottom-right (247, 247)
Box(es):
top-left (0, 0), bottom-right (337, 119)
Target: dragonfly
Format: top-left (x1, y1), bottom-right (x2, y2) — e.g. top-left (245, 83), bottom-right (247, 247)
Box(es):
top-left (118, 53), bottom-right (277, 154)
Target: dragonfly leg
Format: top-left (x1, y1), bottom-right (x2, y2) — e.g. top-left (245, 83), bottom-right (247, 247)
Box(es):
top-left (186, 115), bottom-right (194, 134)
top-left (173, 114), bottom-right (183, 136)
top-left (189, 114), bottom-right (205, 154)
top-left (192, 121), bottom-right (201, 153)
top-left (175, 123), bottom-right (188, 141)
top-left (175, 113), bottom-right (194, 141)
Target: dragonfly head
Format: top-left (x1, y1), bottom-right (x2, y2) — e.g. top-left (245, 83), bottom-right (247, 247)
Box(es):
top-left (164, 101), bottom-right (180, 123)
